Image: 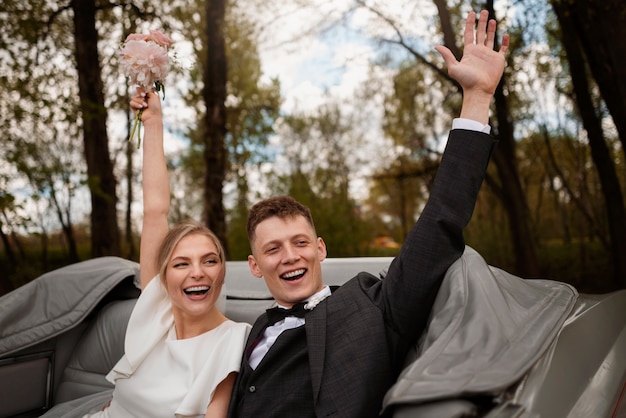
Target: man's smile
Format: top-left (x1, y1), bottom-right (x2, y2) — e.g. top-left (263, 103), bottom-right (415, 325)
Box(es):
top-left (280, 269), bottom-right (306, 281)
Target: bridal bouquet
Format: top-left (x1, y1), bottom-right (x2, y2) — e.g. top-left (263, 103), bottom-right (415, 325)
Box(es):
top-left (121, 29), bottom-right (174, 147)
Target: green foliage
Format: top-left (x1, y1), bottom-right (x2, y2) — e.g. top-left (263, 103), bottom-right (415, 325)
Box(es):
top-left (365, 154), bottom-right (436, 243)
top-left (1, 0), bottom-right (624, 293)
top-left (171, 0), bottom-right (282, 245)
top-left (383, 62), bottom-right (457, 153)
top-left (537, 240), bottom-right (612, 293)
top-left (264, 103), bottom-right (372, 256)
top-left (0, 226), bottom-right (93, 294)
top-left (365, 58), bottom-right (455, 244)
top-left (465, 129), bottom-right (622, 291)
top-left (0, 0), bottom-right (86, 263)
top-left (226, 204), bottom-right (251, 260)
top-left (0, 231), bottom-right (610, 297)
top-left (225, 20), bottom-right (282, 212)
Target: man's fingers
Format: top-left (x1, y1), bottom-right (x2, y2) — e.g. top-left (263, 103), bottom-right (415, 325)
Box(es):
top-left (469, 10), bottom-right (507, 55)
top-left (475, 10), bottom-right (489, 45)
top-left (435, 45), bottom-right (457, 68)
top-left (486, 19), bottom-right (496, 49)
top-left (464, 11), bottom-right (476, 46)
top-left (499, 33), bottom-right (510, 55)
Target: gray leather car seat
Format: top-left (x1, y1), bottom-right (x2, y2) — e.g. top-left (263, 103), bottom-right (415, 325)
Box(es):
top-left (53, 298), bottom-right (136, 405)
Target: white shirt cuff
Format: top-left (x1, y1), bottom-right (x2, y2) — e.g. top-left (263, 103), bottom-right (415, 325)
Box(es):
top-left (452, 118), bottom-right (491, 134)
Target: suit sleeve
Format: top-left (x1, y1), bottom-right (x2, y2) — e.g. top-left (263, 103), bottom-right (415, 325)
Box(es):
top-left (379, 129), bottom-right (496, 340)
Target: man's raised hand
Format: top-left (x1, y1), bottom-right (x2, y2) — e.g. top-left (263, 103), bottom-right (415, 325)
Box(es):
top-left (435, 10), bottom-right (510, 123)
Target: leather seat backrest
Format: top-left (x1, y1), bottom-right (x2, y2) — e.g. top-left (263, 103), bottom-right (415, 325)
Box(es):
top-left (53, 298), bottom-right (136, 405)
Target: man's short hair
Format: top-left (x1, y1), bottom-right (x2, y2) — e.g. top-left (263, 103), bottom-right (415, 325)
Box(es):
top-left (246, 196), bottom-right (317, 244)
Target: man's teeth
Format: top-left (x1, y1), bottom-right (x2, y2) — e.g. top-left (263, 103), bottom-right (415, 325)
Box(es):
top-left (282, 269), bottom-right (306, 280)
top-left (184, 285), bottom-right (210, 294)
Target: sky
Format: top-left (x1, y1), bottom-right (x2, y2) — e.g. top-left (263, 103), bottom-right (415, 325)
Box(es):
top-left (250, 0), bottom-right (425, 113)
top-left (248, 0), bottom-right (514, 117)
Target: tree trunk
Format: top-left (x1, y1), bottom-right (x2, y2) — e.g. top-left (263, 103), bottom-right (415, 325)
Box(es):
top-left (39, 227), bottom-right (49, 273)
top-left (433, 0), bottom-right (540, 277)
top-left (123, 15), bottom-right (138, 261)
top-left (0, 218), bottom-right (16, 266)
top-left (125, 119), bottom-right (137, 260)
top-left (2, 211), bottom-right (26, 261)
top-left (541, 127), bottom-right (608, 249)
top-left (552, 0), bottom-right (626, 290)
top-left (0, 219), bottom-right (16, 296)
top-left (432, 0), bottom-right (461, 60)
top-left (483, 1), bottom-right (540, 277)
top-left (559, 0), bottom-right (626, 155)
top-left (49, 188), bottom-right (79, 262)
top-left (202, 0), bottom-right (229, 258)
top-left (72, 0), bottom-right (120, 257)
top-left (490, 83), bottom-right (540, 278)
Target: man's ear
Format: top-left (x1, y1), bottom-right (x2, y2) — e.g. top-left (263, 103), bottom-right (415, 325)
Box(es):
top-left (248, 255), bottom-right (263, 278)
top-left (317, 237), bottom-right (327, 262)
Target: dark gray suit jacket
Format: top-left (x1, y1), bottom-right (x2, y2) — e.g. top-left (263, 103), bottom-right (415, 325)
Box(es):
top-left (229, 129), bottom-right (496, 417)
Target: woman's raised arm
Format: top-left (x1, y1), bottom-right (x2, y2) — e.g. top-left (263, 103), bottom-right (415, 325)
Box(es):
top-left (130, 89), bottom-right (170, 289)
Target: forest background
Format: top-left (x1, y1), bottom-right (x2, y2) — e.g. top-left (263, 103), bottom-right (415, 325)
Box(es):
top-left (0, 0), bottom-right (625, 297)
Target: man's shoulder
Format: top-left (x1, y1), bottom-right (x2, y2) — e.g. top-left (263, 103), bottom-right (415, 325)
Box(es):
top-left (330, 272), bottom-right (383, 297)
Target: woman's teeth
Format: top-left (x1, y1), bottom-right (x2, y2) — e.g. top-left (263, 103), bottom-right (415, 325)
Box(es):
top-left (184, 285), bottom-right (210, 295)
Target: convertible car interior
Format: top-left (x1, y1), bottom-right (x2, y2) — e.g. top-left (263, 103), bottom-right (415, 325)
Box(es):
top-left (0, 247), bottom-right (625, 418)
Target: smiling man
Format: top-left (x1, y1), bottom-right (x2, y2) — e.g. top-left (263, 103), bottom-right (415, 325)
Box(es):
top-left (228, 10), bottom-right (510, 418)
top-left (247, 205), bottom-right (327, 308)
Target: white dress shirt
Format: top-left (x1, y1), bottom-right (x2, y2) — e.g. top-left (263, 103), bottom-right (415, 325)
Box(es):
top-left (453, 118), bottom-right (491, 134)
top-left (249, 286), bottom-right (332, 369)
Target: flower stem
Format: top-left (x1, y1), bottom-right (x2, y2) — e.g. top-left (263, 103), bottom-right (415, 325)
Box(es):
top-left (129, 109), bottom-right (143, 148)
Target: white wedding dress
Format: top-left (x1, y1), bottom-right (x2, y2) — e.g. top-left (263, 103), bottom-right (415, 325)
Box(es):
top-left (84, 277), bottom-right (250, 418)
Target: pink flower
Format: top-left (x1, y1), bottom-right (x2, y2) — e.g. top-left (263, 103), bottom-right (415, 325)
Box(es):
top-left (121, 39), bottom-right (170, 90)
top-left (124, 33), bottom-right (149, 42)
top-left (148, 30), bottom-right (174, 48)
top-left (121, 30), bottom-right (174, 146)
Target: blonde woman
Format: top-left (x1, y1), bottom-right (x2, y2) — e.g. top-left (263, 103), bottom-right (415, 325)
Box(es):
top-left (85, 90), bottom-right (250, 417)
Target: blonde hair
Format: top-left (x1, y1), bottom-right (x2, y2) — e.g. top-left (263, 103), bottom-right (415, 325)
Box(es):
top-left (157, 220), bottom-right (225, 284)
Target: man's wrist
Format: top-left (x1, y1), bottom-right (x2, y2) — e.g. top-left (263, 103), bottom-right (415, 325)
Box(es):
top-left (459, 91), bottom-right (493, 125)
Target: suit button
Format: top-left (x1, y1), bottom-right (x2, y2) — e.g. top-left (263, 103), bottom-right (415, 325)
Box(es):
top-left (249, 385), bottom-right (256, 393)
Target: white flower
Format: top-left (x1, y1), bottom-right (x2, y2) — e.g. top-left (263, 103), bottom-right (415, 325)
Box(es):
top-left (304, 293), bottom-right (330, 310)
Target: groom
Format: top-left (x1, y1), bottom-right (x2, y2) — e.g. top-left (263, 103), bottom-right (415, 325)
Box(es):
top-left (228, 10), bottom-right (509, 417)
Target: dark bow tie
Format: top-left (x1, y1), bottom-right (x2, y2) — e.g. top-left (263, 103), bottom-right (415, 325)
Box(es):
top-left (266, 302), bottom-right (308, 326)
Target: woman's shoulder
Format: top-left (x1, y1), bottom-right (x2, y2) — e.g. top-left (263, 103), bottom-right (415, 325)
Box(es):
top-left (216, 319), bottom-right (252, 334)
top-left (210, 319), bottom-right (251, 345)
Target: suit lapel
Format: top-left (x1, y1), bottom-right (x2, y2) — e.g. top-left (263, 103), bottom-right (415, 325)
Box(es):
top-left (306, 308), bottom-right (326, 402)
top-left (245, 315), bottom-right (270, 360)
top-left (305, 292), bottom-right (333, 403)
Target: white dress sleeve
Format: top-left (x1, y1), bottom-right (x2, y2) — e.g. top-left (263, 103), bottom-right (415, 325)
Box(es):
top-left (106, 276), bottom-right (173, 383)
top-left (175, 321), bottom-right (251, 417)
top-left (103, 276), bottom-right (251, 418)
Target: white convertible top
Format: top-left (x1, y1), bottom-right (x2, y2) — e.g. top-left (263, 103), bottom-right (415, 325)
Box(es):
top-left (0, 257), bottom-right (139, 357)
top-left (383, 246), bottom-right (578, 413)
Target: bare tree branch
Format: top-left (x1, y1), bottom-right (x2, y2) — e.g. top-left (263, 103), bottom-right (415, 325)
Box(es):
top-left (355, 0), bottom-right (458, 90)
